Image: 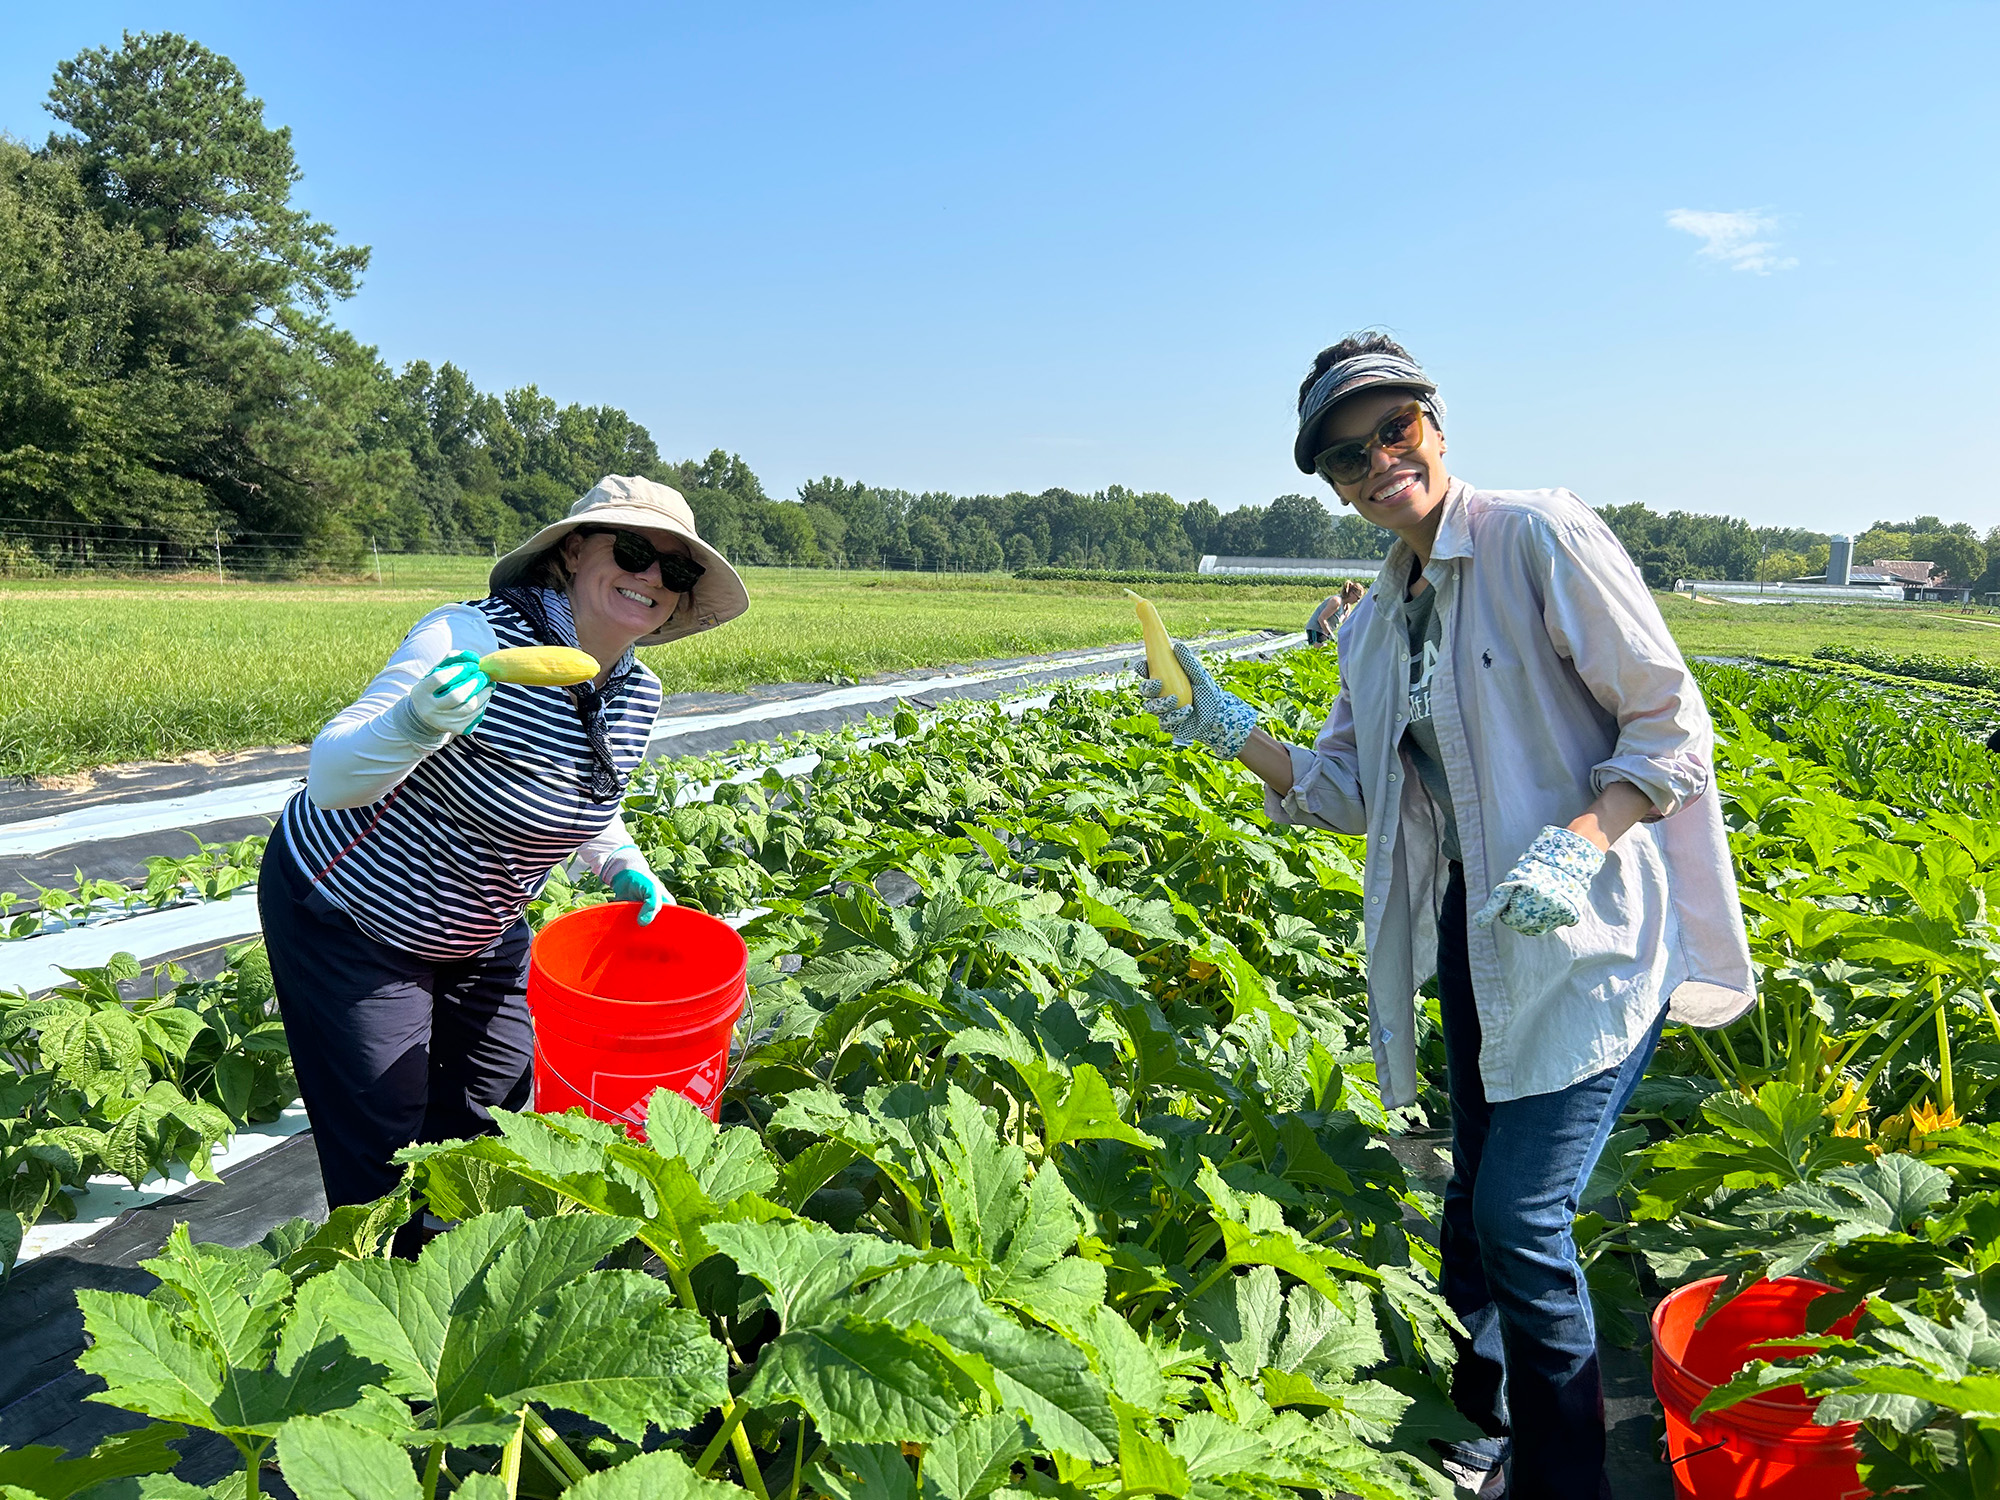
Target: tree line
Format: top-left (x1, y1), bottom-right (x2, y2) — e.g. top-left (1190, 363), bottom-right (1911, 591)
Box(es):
top-left (2, 33), bottom-right (1992, 594)
top-left (1599, 506), bottom-right (1997, 594)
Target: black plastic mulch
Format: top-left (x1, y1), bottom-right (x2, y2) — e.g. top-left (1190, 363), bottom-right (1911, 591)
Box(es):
top-left (0, 1133), bottom-right (326, 1485)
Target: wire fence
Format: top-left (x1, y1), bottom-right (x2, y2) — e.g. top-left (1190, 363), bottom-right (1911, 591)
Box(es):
top-left (0, 518), bottom-right (501, 583)
top-left (0, 519), bottom-right (1042, 584)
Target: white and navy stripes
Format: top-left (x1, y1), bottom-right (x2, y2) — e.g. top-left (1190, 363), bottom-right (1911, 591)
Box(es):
top-left (280, 593), bottom-right (662, 960)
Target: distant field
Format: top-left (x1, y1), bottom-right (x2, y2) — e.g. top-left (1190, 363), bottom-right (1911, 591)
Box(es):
top-left (6, 566), bottom-right (1998, 777)
top-left (1652, 593), bottom-right (2000, 662)
top-left (0, 568), bottom-right (1323, 776)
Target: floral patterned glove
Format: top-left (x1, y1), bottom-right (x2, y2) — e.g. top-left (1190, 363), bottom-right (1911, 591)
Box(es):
top-left (1140, 641), bottom-right (1259, 758)
top-left (1472, 826), bottom-right (1605, 936)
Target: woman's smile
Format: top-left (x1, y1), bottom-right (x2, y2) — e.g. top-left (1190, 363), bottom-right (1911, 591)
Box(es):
top-left (1368, 469), bottom-right (1422, 505)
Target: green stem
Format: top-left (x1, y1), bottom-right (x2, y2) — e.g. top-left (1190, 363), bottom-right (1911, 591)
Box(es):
top-left (732, 1419), bottom-right (776, 1500)
top-left (1716, 1026), bottom-right (1750, 1086)
top-left (697, 1402), bottom-right (749, 1477)
top-left (1840, 999), bottom-right (1942, 1129)
top-left (1936, 976), bottom-right (1955, 1116)
top-left (1183, 1223), bottom-right (1224, 1266)
top-left (498, 1411), bottom-right (527, 1498)
top-left (1682, 1026), bottom-right (1736, 1090)
top-left (1978, 982), bottom-right (2000, 1047)
top-left (668, 1261), bottom-right (703, 1314)
top-left (1185, 1258), bottom-right (1234, 1304)
top-left (233, 1439), bottom-right (267, 1500)
top-left (787, 1417), bottom-right (808, 1500)
top-left (422, 1440), bottom-right (446, 1500)
top-left (1833, 993), bottom-right (1914, 1076)
top-left (525, 1409), bottom-right (589, 1486)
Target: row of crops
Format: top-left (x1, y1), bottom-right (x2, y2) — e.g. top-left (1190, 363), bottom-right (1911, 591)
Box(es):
top-left (4, 648), bottom-right (2000, 1498)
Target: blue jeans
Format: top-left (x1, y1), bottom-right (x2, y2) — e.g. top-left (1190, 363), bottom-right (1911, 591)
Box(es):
top-left (1436, 862), bottom-right (1663, 1500)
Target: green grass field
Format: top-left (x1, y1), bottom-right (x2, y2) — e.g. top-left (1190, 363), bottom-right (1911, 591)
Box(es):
top-left (0, 568), bottom-right (1324, 776)
top-left (6, 564), bottom-right (1999, 778)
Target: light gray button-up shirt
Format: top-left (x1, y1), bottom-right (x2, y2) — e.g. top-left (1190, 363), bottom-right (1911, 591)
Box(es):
top-left (1265, 481), bottom-right (1755, 1108)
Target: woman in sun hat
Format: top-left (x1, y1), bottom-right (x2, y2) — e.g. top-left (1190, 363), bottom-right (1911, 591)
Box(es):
top-left (1135, 333), bottom-right (1754, 1499)
top-left (258, 475), bottom-right (747, 1233)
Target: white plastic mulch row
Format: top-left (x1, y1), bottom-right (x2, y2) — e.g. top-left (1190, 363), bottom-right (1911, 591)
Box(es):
top-left (15, 1107), bottom-right (317, 1263)
top-left (7, 633), bottom-right (1302, 1266)
top-left (0, 776), bottom-right (306, 860)
top-left (0, 641), bottom-right (1154, 862)
top-left (642, 640), bottom-right (1150, 749)
top-left (0, 632), bottom-right (1300, 997)
top-left (0, 687), bottom-right (1081, 996)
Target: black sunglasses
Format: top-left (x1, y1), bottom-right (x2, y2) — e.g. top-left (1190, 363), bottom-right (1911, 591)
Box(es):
top-left (578, 527), bottom-right (706, 592)
top-left (1312, 400), bottom-right (1427, 487)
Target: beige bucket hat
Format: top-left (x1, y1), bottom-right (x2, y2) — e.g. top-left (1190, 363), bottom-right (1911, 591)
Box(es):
top-left (489, 475), bottom-right (749, 646)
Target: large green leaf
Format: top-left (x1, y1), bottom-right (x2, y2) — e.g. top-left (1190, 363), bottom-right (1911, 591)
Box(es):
top-left (283, 1207), bottom-right (722, 1442)
top-left (851, 1262), bottom-right (1116, 1461)
top-left (1115, 1403), bottom-right (1189, 1497)
top-left (1186, 1265), bottom-right (1283, 1379)
top-left (919, 1413), bottom-right (1035, 1500)
top-left (76, 1289), bottom-right (381, 1440)
top-left (433, 1211), bottom-right (645, 1419)
top-left (0, 1424), bottom-right (184, 1498)
top-left (280, 1210), bottom-right (532, 1403)
top-left (273, 1416), bottom-right (421, 1500)
top-left (818, 1445), bottom-right (918, 1500)
top-left (484, 1272), bottom-right (728, 1439)
top-left (565, 1450), bottom-right (751, 1500)
top-left (708, 1217), bottom-right (915, 1328)
top-left (141, 1225), bottom-right (291, 1371)
top-left (743, 1317), bottom-right (973, 1443)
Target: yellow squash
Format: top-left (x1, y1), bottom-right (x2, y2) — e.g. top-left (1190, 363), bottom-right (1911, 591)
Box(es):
top-left (478, 645), bottom-right (600, 686)
top-left (1124, 590), bottom-right (1192, 706)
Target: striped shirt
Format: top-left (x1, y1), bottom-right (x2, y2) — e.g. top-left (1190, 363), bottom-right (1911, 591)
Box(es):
top-left (280, 590), bottom-right (662, 959)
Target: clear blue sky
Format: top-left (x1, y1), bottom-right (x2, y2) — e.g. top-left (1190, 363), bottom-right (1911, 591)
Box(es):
top-left (4, 3), bottom-right (1994, 533)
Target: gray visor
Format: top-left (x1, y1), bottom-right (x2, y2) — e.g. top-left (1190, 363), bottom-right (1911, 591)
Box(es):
top-left (1294, 352), bottom-right (1443, 473)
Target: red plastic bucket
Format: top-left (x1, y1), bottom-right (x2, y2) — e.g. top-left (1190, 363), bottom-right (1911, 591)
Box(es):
top-left (1651, 1275), bottom-right (1867, 1499)
top-left (525, 903), bottom-right (748, 1134)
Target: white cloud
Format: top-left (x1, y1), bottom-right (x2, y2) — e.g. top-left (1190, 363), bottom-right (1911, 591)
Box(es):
top-left (1665, 208), bottom-right (1798, 274)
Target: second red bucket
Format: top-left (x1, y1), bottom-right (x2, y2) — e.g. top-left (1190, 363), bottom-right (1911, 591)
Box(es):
top-left (526, 902), bottom-right (748, 1135)
top-left (1652, 1275), bottom-right (1867, 1500)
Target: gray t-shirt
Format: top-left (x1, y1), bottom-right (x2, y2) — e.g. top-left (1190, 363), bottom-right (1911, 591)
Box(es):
top-left (1401, 582), bottom-right (1461, 861)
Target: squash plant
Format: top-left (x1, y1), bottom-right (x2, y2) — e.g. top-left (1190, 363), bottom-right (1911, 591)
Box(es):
top-left (7, 644), bottom-right (2000, 1494)
top-left (0, 943), bottom-right (293, 1278)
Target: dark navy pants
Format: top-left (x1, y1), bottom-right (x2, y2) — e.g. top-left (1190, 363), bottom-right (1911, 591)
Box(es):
top-left (1436, 862), bottom-right (1664, 1500)
top-left (258, 821), bottom-right (534, 1212)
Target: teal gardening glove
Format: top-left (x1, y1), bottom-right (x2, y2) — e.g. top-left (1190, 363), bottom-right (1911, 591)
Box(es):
top-left (606, 849), bottom-right (672, 925)
top-left (388, 649), bottom-right (495, 739)
top-left (1139, 640), bottom-right (1259, 758)
top-left (1473, 826), bottom-right (1606, 936)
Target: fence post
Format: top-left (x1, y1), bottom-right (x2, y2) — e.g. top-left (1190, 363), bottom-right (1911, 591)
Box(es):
top-left (214, 528), bottom-right (224, 585)
top-left (372, 538), bottom-right (382, 584)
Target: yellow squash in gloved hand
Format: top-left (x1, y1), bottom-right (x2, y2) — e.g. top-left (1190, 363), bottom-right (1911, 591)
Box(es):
top-left (1125, 590), bottom-right (1192, 707)
top-left (478, 646), bottom-right (600, 686)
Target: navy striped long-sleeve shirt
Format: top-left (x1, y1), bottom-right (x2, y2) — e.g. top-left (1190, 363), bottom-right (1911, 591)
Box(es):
top-left (278, 590), bottom-right (662, 959)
